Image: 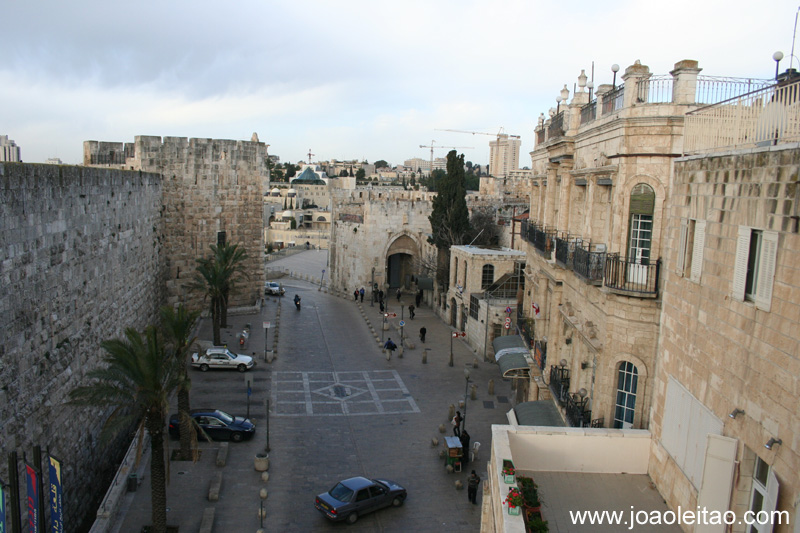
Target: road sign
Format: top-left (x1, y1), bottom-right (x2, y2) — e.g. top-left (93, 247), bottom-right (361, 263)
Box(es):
top-left (263, 321), bottom-right (271, 329)
top-left (504, 317), bottom-right (512, 324)
top-left (399, 320), bottom-right (405, 327)
top-left (385, 313), bottom-right (397, 318)
top-left (505, 306), bottom-right (512, 314)
top-left (452, 331), bottom-right (466, 338)
top-left (504, 322), bottom-right (511, 329)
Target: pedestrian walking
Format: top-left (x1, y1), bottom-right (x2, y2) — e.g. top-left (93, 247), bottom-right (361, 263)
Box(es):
top-left (419, 326), bottom-right (426, 343)
top-left (416, 289), bottom-right (422, 307)
top-left (396, 288), bottom-right (402, 301)
top-left (408, 304), bottom-right (415, 319)
top-left (378, 289), bottom-right (384, 303)
top-left (379, 300), bottom-right (385, 312)
top-left (452, 411), bottom-right (462, 437)
top-left (359, 287), bottom-right (365, 302)
top-left (353, 289), bottom-right (359, 301)
top-left (460, 430), bottom-right (471, 465)
top-left (383, 338), bottom-right (397, 358)
top-left (467, 470), bottom-right (481, 504)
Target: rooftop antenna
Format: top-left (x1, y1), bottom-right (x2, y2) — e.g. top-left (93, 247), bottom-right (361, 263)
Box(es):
top-left (468, 228), bottom-right (485, 246)
top-left (792, 5), bottom-right (800, 69)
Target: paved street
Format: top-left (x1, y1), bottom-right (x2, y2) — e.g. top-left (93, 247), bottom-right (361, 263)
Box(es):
top-left (114, 250), bottom-right (515, 532)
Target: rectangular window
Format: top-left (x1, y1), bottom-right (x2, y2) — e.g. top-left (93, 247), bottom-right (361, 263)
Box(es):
top-left (678, 219), bottom-right (706, 281)
top-left (469, 294), bottom-right (480, 319)
top-left (732, 227), bottom-right (778, 311)
top-left (217, 231), bottom-right (226, 247)
top-left (748, 456), bottom-right (779, 533)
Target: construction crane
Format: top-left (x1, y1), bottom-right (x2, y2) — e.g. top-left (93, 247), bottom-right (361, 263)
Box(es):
top-left (418, 141), bottom-right (474, 176)
top-left (435, 128), bottom-right (520, 140)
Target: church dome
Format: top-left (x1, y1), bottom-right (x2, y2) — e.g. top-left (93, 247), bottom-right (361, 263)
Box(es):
top-left (287, 188), bottom-right (297, 197)
top-left (270, 187), bottom-right (281, 196)
top-left (281, 210), bottom-right (294, 218)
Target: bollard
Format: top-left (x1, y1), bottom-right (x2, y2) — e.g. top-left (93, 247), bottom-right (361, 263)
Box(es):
top-left (438, 424), bottom-right (446, 434)
top-left (473, 357), bottom-right (479, 368)
top-left (431, 437), bottom-right (439, 447)
top-left (455, 480), bottom-right (464, 490)
top-left (422, 349), bottom-right (428, 364)
top-left (470, 384), bottom-right (477, 401)
top-left (260, 488), bottom-right (268, 500)
top-left (385, 349), bottom-right (391, 361)
top-left (458, 399), bottom-right (465, 409)
top-left (261, 472), bottom-right (270, 483)
top-left (446, 464), bottom-right (454, 474)
top-left (398, 346), bottom-right (404, 359)
top-left (488, 379), bottom-right (495, 395)
top-left (448, 404), bottom-right (455, 420)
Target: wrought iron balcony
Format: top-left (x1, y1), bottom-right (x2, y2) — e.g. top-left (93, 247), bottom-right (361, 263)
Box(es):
top-left (604, 253), bottom-right (660, 297)
top-left (580, 101), bottom-right (597, 125)
top-left (532, 226), bottom-right (555, 259)
top-left (573, 244), bottom-right (605, 284)
top-left (565, 391), bottom-right (592, 428)
top-left (549, 365), bottom-right (571, 404)
top-left (555, 234), bottom-right (581, 270)
top-left (548, 112), bottom-right (565, 140)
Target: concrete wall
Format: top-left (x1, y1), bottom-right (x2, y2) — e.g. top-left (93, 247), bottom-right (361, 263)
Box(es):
top-left (0, 162), bottom-right (164, 530)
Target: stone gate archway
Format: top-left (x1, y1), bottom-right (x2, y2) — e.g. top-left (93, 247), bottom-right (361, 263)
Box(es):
top-left (385, 233), bottom-right (420, 289)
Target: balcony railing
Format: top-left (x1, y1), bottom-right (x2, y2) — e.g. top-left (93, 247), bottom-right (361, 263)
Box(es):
top-left (695, 76), bottom-right (774, 106)
top-left (601, 85), bottom-right (624, 114)
top-left (573, 244), bottom-right (605, 284)
top-left (555, 234), bottom-right (580, 270)
top-left (532, 226), bottom-right (555, 259)
top-left (548, 112), bottom-right (565, 140)
top-left (565, 392), bottom-right (592, 428)
top-left (684, 78), bottom-right (800, 154)
top-left (604, 254), bottom-right (660, 297)
top-left (549, 365), bottom-right (571, 405)
top-left (536, 129), bottom-right (545, 145)
top-left (635, 75), bottom-right (672, 104)
top-left (580, 101), bottom-right (597, 124)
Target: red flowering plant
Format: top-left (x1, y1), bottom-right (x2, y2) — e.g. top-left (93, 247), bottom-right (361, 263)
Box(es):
top-left (502, 463), bottom-right (516, 477)
top-left (504, 487), bottom-right (523, 508)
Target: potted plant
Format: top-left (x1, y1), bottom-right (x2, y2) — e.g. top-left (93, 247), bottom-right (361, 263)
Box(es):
top-left (527, 515), bottom-right (549, 532)
top-left (502, 459), bottom-right (516, 484)
top-left (504, 487), bottom-right (523, 515)
top-left (517, 476), bottom-right (541, 513)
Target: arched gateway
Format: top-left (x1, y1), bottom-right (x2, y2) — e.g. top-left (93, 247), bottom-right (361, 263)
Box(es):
top-left (385, 234), bottom-right (419, 289)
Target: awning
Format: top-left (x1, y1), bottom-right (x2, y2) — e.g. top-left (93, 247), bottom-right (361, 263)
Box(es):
top-left (416, 277), bottom-right (434, 290)
top-left (513, 401), bottom-right (565, 427)
top-left (492, 335), bottom-right (528, 354)
top-left (497, 352), bottom-right (530, 378)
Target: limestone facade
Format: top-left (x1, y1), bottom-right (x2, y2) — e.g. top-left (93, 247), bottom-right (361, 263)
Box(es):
top-left (0, 162), bottom-right (164, 529)
top-left (85, 135), bottom-right (269, 309)
top-left (649, 146), bottom-right (800, 531)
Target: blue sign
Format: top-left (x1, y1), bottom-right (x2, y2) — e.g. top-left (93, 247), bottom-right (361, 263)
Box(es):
top-left (49, 456), bottom-right (64, 533)
top-left (399, 321), bottom-right (405, 327)
top-left (0, 481), bottom-right (6, 533)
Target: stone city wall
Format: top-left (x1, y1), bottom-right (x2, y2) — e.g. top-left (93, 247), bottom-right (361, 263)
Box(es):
top-left (0, 162), bottom-right (164, 530)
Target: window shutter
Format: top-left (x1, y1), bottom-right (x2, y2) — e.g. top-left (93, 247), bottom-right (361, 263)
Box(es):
top-left (695, 434), bottom-right (737, 533)
top-left (755, 231), bottom-right (778, 312)
top-left (690, 220), bottom-right (706, 282)
top-left (731, 226), bottom-right (751, 302)
top-left (760, 469), bottom-right (780, 533)
top-left (677, 219), bottom-right (689, 277)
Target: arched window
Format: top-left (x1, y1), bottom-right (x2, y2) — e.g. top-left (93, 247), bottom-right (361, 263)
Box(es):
top-left (613, 361), bottom-right (639, 429)
top-left (627, 183), bottom-right (655, 265)
top-left (481, 264), bottom-right (494, 289)
top-left (453, 259), bottom-right (458, 288)
top-left (463, 260), bottom-right (468, 290)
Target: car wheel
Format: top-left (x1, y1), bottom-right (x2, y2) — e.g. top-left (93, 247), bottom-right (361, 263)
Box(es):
top-left (237, 364), bottom-right (248, 372)
top-left (345, 512), bottom-right (358, 525)
top-left (230, 432), bottom-right (243, 443)
top-left (199, 364), bottom-right (209, 372)
top-left (392, 496), bottom-right (405, 507)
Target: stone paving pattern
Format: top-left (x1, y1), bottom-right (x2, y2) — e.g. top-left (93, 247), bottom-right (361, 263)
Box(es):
top-left (113, 250), bottom-right (514, 532)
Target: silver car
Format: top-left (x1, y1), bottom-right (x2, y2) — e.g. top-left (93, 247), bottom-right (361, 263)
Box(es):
top-left (265, 282), bottom-right (285, 296)
top-left (315, 477), bottom-right (406, 524)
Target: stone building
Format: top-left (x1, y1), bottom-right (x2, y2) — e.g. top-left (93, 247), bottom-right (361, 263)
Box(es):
top-left (1, 134), bottom-right (22, 162)
top-left (488, 133), bottom-right (522, 178)
top-left (85, 135), bottom-right (269, 309)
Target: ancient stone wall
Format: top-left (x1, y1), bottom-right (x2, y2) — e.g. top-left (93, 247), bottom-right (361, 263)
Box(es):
top-left (649, 146), bottom-right (800, 528)
top-left (0, 162), bottom-right (164, 530)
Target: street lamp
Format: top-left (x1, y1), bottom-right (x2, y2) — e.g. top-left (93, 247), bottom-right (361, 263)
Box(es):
top-left (463, 368), bottom-right (471, 432)
top-left (556, 96), bottom-right (562, 114)
top-left (773, 51), bottom-right (784, 81)
top-left (611, 64), bottom-right (620, 90)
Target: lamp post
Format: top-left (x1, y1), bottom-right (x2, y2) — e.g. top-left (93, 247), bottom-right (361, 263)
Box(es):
top-left (587, 81), bottom-right (594, 101)
top-left (556, 96), bottom-right (562, 114)
top-left (463, 368), bottom-right (471, 432)
top-left (773, 51), bottom-right (784, 81)
top-left (611, 64), bottom-right (620, 90)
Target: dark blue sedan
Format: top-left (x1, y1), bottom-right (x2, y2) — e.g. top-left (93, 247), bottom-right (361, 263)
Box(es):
top-left (168, 409), bottom-right (255, 442)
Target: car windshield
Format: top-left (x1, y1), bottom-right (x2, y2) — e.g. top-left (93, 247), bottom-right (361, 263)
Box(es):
top-left (215, 411), bottom-right (234, 424)
top-left (328, 483), bottom-right (354, 503)
top-left (224, 350), bottom-right (238, 359)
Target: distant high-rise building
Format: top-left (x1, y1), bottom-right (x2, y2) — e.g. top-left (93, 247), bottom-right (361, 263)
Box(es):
top-left (45, 157), bottom-right (63, 165)
top-left (0, 135), bottom-right (21, 162)
top-left (488, 134), bottom-right (520, 178)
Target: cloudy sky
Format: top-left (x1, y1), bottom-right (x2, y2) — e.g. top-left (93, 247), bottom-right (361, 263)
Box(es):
top-left (2, 0), bottom-right (797, 168)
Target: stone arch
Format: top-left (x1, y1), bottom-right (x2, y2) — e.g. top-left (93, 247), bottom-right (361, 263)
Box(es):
top-left (384, 232), bottom-right (421, 289)
top-left (618, 174), bottom-right (667, 264)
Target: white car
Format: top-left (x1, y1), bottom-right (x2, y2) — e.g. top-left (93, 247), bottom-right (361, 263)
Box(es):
top-left (191, 348), bottom-right (255, 372)
top-left (265, 282), bottom-right (285, 296)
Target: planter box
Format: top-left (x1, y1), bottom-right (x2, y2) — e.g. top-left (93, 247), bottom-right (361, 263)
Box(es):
top-left (508, 505), bottom-right (521, 516)
top-left (504, 474), bottom-right (516, 484)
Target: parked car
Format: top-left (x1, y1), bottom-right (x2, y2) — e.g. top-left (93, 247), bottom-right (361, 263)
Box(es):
top-left (265, 282), bottom-right (285, 296)
top-left (315, 476), bottom-right (407, 524)
top-left (168, 409), bottom-right (255, 442)
top-left (191, 347), bottom-right (255, 372)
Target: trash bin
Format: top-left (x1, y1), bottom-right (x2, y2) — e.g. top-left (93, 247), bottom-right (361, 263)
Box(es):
top-left (127, 473), bottom-right (138, 492)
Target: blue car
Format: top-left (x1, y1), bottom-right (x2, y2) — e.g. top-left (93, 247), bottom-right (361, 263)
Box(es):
top-left (315, 476), bottom-right (407, 524)
top-left (168, 409), bottom-right (255, 442)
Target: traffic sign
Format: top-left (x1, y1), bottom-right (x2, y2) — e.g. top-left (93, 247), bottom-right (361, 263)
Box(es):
top-left (263, 321), bottom-right (271, 329)
top-left (505, 306), bottom-right (512, 314)
top-left (504, 322), bottom-right (511, 329)
top-left (452, 331), bottom-right (466, 338)
top-left (504, 317), bottom-right (512, 324)
top-left (399, 320), bottom-right (405, 327)
top-left (384, 313), bottom-right (397, 318)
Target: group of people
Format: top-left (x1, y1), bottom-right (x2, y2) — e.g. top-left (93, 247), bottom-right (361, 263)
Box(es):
top-left (353, 287), bottom-right (365, 302)
top-left (453, 410), bottom-right (480, 504)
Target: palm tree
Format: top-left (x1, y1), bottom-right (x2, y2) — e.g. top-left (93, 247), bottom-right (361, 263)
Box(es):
top-left (193, 255), bottom-right (225, 345)
top-left (213, 242), bottom-right (248, 329)
top-left (69, 326), bottom-right (181, 533)
top-left (160, 304), bottom-right (200, 461)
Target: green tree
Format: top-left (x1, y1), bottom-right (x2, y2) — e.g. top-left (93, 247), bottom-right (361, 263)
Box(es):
top-left (465, 172), bottom-right (480, 192)
top-left (213, 243), bottom-right (248, 329)
top-left (160, 304), bottom-right (200, 461)
top-left (374, 159), bottom-right (389, 169)
top-left (285, 163), bottom-right (297, 179)
top-left (428, 150), bottom-right (471, 286)
top-left (355, 168), bottom-right (366, 180)
top-left (339, 169), bottom-right (348, 177)
top-left (468, 208), bottom-right (501, 246)
top-left (70, 326), bottom-right (181, 533)
top-left (192, 243), bottom-right (248, 345)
